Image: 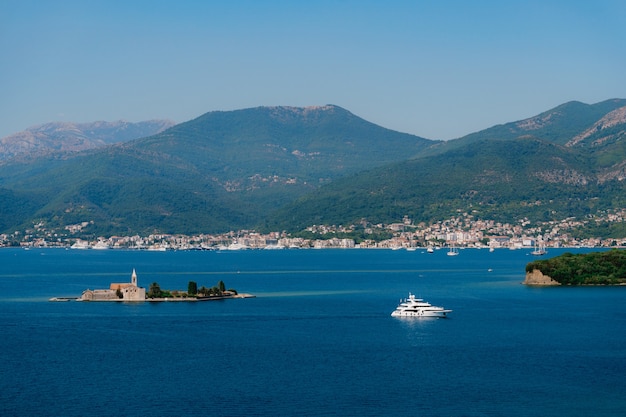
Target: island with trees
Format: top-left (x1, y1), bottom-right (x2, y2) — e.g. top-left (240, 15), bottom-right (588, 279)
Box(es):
top-left (73, 269), bottom-right (254, 302)
top-left (147, 279), bottom-right (255, 301)
top-left (525, 249), bottom-right (626, 285)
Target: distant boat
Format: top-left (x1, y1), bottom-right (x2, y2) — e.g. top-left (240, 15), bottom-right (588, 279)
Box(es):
top-left (447, 246), bottom-right (459, 256)
top-left (92, 241), bottom-right (110, 250)
top-left (426, 246), bottom-right (434, 253)
top-left (227, 242), bottom-right (248, 250)
top-left (531, 242), bottom-right (547, 256)
top-left (70, 240), bottom-right (90, 250)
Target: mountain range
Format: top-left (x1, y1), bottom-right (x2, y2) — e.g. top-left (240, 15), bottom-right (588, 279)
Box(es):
top-left (271, 99), bottom-right (626, 232)
top-left (0, 119), bottom-right (175, 163)
top-left (1, 100), bottom-right (625, 237)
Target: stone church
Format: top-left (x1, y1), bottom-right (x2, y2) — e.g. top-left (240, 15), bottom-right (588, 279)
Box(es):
top-left (80, 269), bottom-right (146, 301)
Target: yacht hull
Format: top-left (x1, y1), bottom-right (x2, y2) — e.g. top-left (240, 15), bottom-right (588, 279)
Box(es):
top-left (391, 292), bottom-right (452, 318)
top-left (391, 310), bottom-right (451, 318)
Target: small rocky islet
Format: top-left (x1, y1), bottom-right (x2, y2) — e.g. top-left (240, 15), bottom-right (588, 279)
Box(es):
top-left (524, 249), bottom-right (626, 286)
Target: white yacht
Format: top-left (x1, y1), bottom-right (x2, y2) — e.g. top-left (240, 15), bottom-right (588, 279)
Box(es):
top-left (391, 293), bottom-right (452, 318)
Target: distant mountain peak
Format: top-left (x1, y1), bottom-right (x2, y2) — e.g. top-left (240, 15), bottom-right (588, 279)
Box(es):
top-left (0, 119), bottom-right (175, 162)
top-left (264, 104), bottom-right (339, 112)
top-left (261, 105), bottom-right (347, 122)
top-left (514, 101), bottom-right (591, 132)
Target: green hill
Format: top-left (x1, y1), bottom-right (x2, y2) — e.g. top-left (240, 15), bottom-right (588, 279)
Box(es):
top-left (128, 105), bottom-right (433, 182)
top-left (526, 250), bottom-right (626, 285)
top-left (267, 137), bottom-right (626, 230)
top-left (0, 105), bottom-right (433, 235)
top-left (423, 99), bottom-right (626, 156)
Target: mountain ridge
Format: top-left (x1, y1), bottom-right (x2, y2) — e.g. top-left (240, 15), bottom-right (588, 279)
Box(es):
top-left (122, 104), bottom-right (435, 191)
top-left (1, 100), bottom-right (625, 237)
top-left (0, 105), bottom-right (435, 235)
top-left (421, 98), bottom-right (626, 156)
top-left (0, 119), bottom-right (176, 163)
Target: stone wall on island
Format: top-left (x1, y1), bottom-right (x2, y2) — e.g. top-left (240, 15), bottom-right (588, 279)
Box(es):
top-left (524, 269), bottom-right (561, 286)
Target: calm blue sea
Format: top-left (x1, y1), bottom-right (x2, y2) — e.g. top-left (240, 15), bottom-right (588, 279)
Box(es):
top-left (1, 247), bottom-right (625, 416)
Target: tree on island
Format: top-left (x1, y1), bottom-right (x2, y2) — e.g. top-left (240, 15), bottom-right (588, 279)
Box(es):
top-left (148, 282), bottom-right (162, 298)
top-left (188, 281), bottom-right (198, 296)
top-left (144, 280), bottom-right (235, 299)
top-left (194, 280), bottom-right (230, 297)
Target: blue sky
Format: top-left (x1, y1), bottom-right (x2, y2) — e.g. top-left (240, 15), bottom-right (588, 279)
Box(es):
top-left (1, 0), bottom-right (625, 140)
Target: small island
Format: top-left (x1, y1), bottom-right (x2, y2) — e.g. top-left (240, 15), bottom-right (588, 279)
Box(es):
top-left (145, 278), bottom-right (254, 302)
top-left (525, 249), bottom-right (626, 286)
top-left (73, 269), bottom-right (254, 302)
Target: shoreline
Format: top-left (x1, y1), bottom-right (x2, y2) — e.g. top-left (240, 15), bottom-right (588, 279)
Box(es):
top-left (145, 293), bottom-right (256, 302)
top-left (51, 293), bottom-right (256, 302)
top-left (11, 245), bottom-right (626, 251)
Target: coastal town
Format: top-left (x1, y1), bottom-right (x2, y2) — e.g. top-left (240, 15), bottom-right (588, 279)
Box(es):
top-left (3, 208), bottom-right (626, 250)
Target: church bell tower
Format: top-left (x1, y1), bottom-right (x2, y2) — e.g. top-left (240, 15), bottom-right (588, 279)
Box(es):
top-left (131, 269), bottom-right (137, 286)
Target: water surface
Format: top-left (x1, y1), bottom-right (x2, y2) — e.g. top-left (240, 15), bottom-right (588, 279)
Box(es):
top-left (1, 248), bottom-right (624, 416)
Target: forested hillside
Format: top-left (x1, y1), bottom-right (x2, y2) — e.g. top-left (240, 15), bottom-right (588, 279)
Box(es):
top-left (0, 105), bottom-right (433, 235)
top-left (267, 137), bottom-right (626, 231)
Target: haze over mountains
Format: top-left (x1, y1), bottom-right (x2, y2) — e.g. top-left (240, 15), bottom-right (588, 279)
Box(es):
top-left (0, 119), bottom-right (175, 162)
top-left (1, 100), bottom-right (625, 237)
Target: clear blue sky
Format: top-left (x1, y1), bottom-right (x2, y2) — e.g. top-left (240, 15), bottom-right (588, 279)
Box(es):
top-left (1, 0), bottom-right (625, 140)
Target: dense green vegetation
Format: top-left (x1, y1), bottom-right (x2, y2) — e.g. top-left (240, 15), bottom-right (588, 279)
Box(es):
top-left (266, 137), bottom-right (626, 230)
top-left (526, 250), bottom-right (626, 285)
top-left (570, 220), bottom-right (626, 240)
top-left (147, 280), bottom-right (234, 299)
top-left (0, 188), bottom-right (46, 231)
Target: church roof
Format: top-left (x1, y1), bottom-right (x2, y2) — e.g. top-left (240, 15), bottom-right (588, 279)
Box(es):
top-left (110, 283), bottom-right (134, 290)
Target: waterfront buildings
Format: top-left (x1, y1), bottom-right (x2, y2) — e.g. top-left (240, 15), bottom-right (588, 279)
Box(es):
top-left (3, 209), bottom-right (626, 250)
